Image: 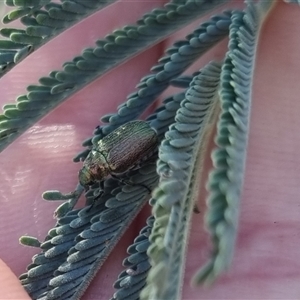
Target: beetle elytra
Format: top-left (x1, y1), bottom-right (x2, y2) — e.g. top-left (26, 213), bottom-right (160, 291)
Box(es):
top-left (79, 120), bottom-right (158, 191)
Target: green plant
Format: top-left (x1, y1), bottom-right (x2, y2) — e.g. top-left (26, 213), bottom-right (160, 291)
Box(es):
top-left (0, 0), bottom-right (299, 299)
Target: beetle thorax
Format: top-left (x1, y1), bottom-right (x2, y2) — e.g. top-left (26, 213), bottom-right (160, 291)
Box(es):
top-left (89, 161), bottom-right (110, 180)
top-left (88, 151), bottom-right (110, 179)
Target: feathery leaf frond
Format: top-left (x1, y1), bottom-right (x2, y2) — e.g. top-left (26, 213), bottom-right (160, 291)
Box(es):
top-left (141, 61), bottom-right (222, 300)
top-left (20, 81), bottom-right (187, 299)
top-left (193, 0), bottom-right (276, 285)
top-left (0, 0), bottom-right (116, 76)
top-left (74, 10), bottom-right (233, 162)
top-left (110, 216), bottom-right (154, 300)
top-left (10, 0), bottom-right (291, 299)
top-left (0, 0), bottom-right (228, 153)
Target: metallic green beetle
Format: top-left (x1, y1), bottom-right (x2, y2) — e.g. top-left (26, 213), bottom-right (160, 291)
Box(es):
top-left (79, 120), bottom-right (158, 188)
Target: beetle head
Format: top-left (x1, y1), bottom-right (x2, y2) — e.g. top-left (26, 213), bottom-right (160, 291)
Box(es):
top-left (78, 167), bottom-right (95, 188)
top-left (79, 160), bottom-right (110, 188)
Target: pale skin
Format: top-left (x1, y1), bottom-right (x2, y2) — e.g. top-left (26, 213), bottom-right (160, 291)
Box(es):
top-left (1, 1), bottom-right (300, 299)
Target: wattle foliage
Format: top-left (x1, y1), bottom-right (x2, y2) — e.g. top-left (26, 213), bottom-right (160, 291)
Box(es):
top-left (0, 1), bottom-right (295, 299)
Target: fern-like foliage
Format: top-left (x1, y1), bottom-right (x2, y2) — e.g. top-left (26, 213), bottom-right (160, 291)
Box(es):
top-left (75, 9), bottom-right (232, 160)
top-left (0, 0), bottom-right (296, 300)
top-left (141, 61), bottom-right (222, 300)
top-left (193, 0), bottom-right (276, 285)
top-left (0, 0), bottom-right (228, 152)
top-left (0, 0), bottom-right (116, 75)
top-left (31, 7), bottom-right (233, 216)
top-left (110, 216), bottom-right (154, 300)
top-left (20, 85), bottom-right (186, 299)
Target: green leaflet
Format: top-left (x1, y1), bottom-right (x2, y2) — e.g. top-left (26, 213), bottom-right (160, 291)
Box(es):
top-left (141, 62), bottom-right (222, 300)
top-left (0, 0), bottom-right (228, 153)
top-left (19, 236), bottom-right (41, 248)
top-left (0, 0), bottom-right (116, 74)
top-left (193, 0), bottom-right (277, 285)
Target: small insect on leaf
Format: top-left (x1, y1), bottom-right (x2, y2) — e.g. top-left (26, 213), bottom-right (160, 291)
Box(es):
top-left (79, 120), bottom-right (158, 191)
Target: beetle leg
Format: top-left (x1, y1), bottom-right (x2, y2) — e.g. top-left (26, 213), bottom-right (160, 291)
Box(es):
top-left (87, 181), bottom-right (105, 211)
top-left (110, 174), bottom-right (151, 193)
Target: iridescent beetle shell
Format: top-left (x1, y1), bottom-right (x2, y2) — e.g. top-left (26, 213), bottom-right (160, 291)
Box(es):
top-left (79, 120), bottom-right (158, 188)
